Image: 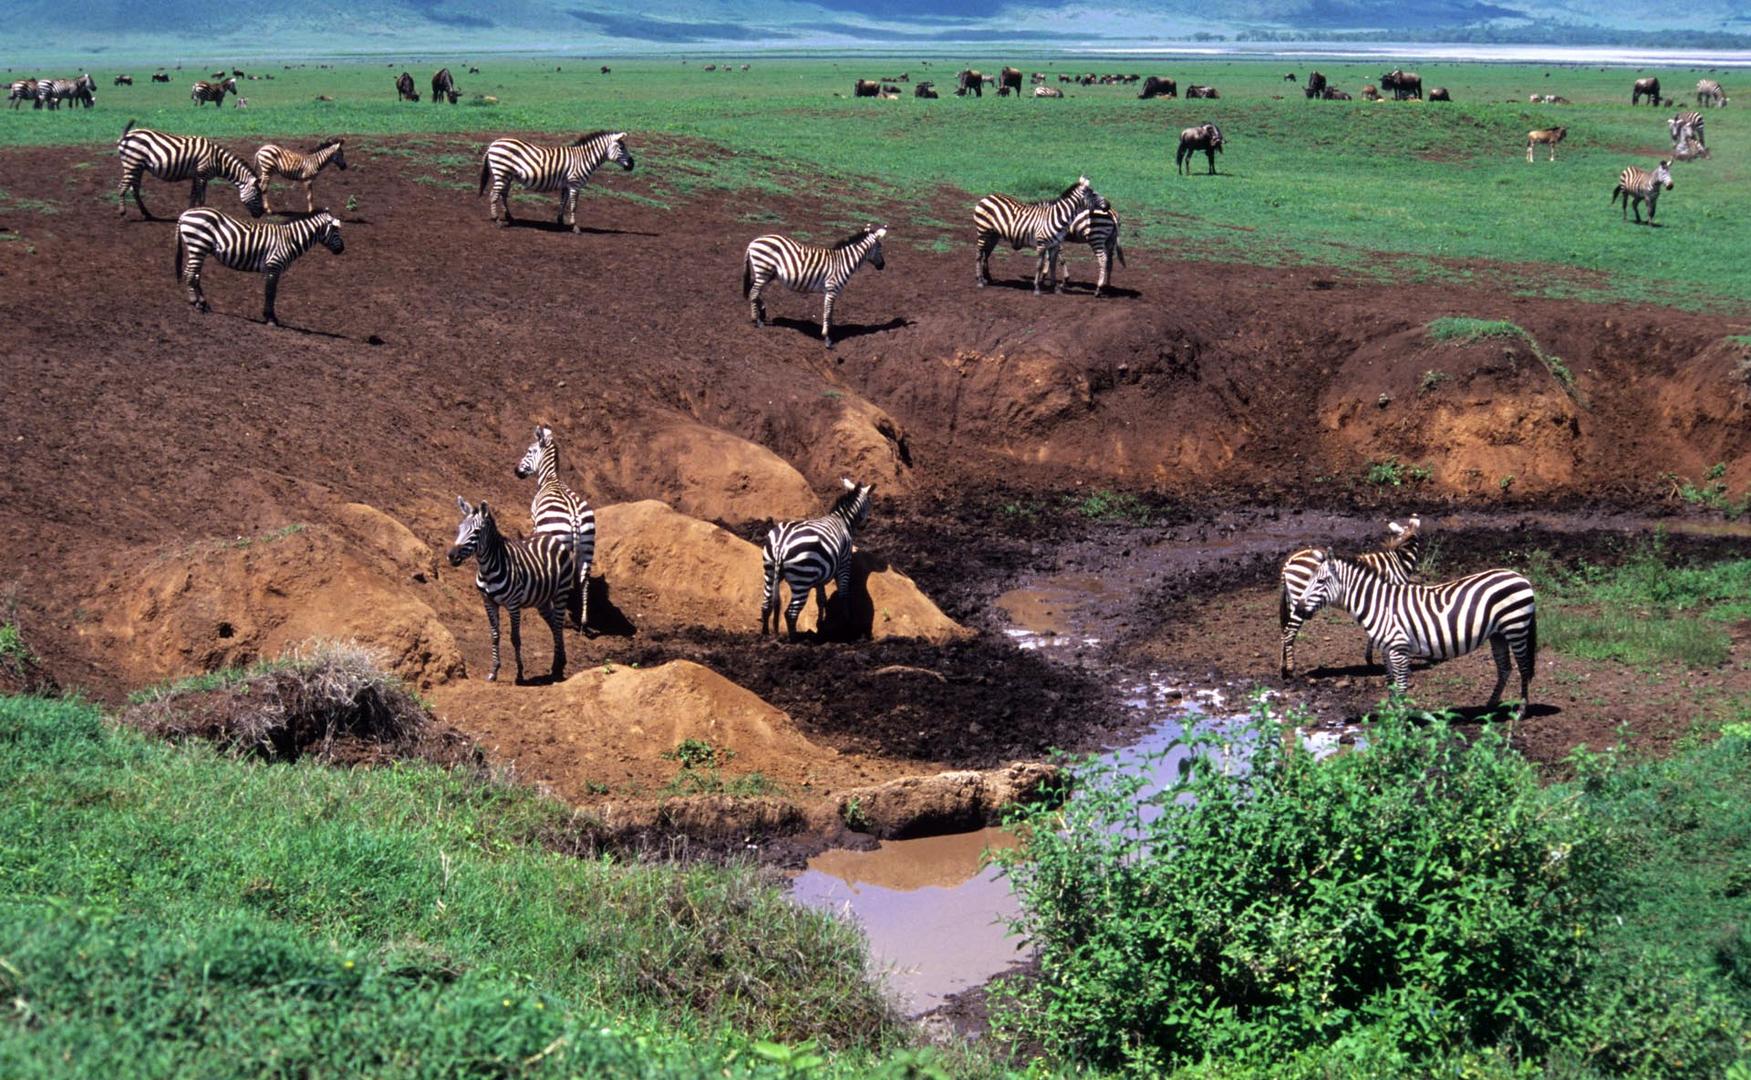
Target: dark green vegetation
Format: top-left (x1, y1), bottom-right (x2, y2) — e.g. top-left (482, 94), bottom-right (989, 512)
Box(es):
top-left (3, 60), bottom-right (1747, 308)
top-left (995, 699), bottom-right (1751, 1075)
top-left (1427, 316), bottom-right (1578, 394)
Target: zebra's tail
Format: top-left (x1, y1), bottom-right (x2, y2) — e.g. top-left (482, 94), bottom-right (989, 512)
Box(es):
top-left (742, 253), bottom-right (753, 299)
top-left (760, 538), bottom-right (782, 622)
top-left (1609, 184), bottom-right (1624, 206)
top-left (478, 154), bottom-right (489, 197)
top-left (1114, 244), bottom-right (1127, 268)
top-left (1278, 582), bottom-right (1293, 630)
top-left (121, 118), bottom-right (135, 141)
top-left (172, 228), bottom-right (183, 280)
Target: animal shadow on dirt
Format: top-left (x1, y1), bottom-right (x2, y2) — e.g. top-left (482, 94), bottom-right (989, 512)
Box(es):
top-left (1058, 282), bottom-right (1142, 299)
top-left (582, 577), bottom-right (638, 638)
top-left (768, 315), bottom-right (910, 344)
top-left (502, 218), bottom-right (660, 237)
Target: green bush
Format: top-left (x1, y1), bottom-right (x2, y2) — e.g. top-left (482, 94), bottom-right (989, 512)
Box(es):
top-left (992, 698), bottom-right (1612, 1072)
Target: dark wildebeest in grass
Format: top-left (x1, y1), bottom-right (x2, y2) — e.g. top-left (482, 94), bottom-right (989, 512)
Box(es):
top-left (1284, 72), bottom-right (1298, 82)
top-left (1139, 76), bottom-right (1177, 99)
top-left (600, 66), bottom-right (611, 74)
top-left (114, 75), bottom-right (133, 86)
top-left (431, 67), bottom-right (458, 104)
top-left (1380, 68), bottom-right (1422, 100)
top-left (854, 79), bottom-right (880, 98)
top-left (1428, 87), bottom-right (1452, 102)
top-left (1323, 88), bottom-right (1352, 100)
top-left (956, 69), bottom-right (982, 97)
top-left (1304, 70), bottom-right (1327, 98)
top-left (915, 81), bottom-right (938, 98)
top-left (1176, 122), bottom-right (1224, 175)
top-left (1185, 84), bottom-right (1219, 99)
top-left (151, 72), bottom-right (171, 82)
top-left (395, 72), bottom-right (419, 101)
top-left (999, 67), bottom-right (1023, 97)
top-left (1632, 76), bottom-right (1661, 106)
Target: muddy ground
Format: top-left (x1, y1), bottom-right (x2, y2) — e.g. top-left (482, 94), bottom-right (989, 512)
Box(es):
top-left (3, 133), bottom-right (1749, 847)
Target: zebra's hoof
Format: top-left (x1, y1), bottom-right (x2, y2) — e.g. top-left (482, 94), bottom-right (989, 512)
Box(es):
top-left (484, 672), bottom-right (498, 682)
top-left (823, 338), bottom-right (835, 350)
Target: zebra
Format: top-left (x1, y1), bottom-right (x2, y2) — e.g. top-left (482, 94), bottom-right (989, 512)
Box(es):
top-left (1668, 111), bottom-right (1707, 159)
top-left (1294, 550), bottom-right (1538, 719)
top-left (1278, 516), bottom-right (1422, 678)
top-left (1611, 160), bottom-right (1674, 225)
top-left (7, 80), bottom-right (36, 109)
top-left (760, 479), bottom-right (874, 639)
top-left (743, 225), bottom-right (887, 348)
top-left (479, 132), bottom-right (635, 232)
top-left (447, 497), bottom-right (579, 683)
top-left (254, 137), bottom-right (348, 214)
top-left (1696, 79), bottom-right (1728, 108)
top-left (1055, 202), bottom-right (1125, 296)
top-left (118, 122), bottom-right (264, 220)
top-left (191, 77), bottom-right (236, 107)
top-left (514, 425), bottom-right (597, 635)
top-left (37, 75), bottom-right (95, 110)
top-left (1526, 126), bottom-right (1567, 162)
top-left (973, 175), bottom-right (1103, 295)
top-left (174, 207), bottom-right (345, 325)
top-left (1176, 123), bottom-right (1224, 176)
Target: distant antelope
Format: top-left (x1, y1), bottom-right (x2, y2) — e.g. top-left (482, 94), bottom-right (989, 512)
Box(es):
top-left (1526, 127), bottom-right (1567, 162)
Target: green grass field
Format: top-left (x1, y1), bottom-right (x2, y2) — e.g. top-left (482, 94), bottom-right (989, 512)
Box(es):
top-left (3, 59), bottom-right (1748, 309)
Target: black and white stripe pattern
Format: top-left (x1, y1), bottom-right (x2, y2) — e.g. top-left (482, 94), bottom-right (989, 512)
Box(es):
top-left (515, 425), bottom-right (597, 635)
top-left (743, 225), bottom-right (887, 348)
top-left (973, 175), bottom-right (1102, 295)
top-left (1279, 516), bottom-right (1422, 678)
top-left (1056, 202), bottom-right (1125, 296)
top-left (1668, 111), bottom-right (1707, 158)
top-left (1696, 79), bottom-right (1727, 108)
top-left (1296, 550), bottom-right (1538, 717)
top-left (190, 78), bottom-right (236, 107)
top-left (254, 138), bottom-right (348, 214)
top-left (118, 122), bottom-right (265, 220)
top-left (1611, 160), bottom-right (1674, 225)
top-left (174, 208), bottom-right (345, 325)
top-left (478, 132), bottom-right (635, 232)
top-left (36, 75), bottom-right (95, 110)
top-left (761, 479), bottom-right (874, 638)
top-left (8, 79), bottom-right (39, 109)
top-left (447, 497), bottom-right (579, 683)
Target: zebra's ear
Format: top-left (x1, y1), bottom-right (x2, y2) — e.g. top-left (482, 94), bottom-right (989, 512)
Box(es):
top-left (1388, 521), bottom-right (1404, 536)
top-left (456, 495), bottom-right (472, 514)
top-left (1407, 514), bottom-right (1421, 529)
top-left (841, 477), bottom-right (856, 491)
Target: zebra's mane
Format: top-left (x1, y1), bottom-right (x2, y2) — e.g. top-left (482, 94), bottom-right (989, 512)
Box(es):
top-left (829, 485), bottom-right (867, 517)
top-left (314, 136), bottom-right (342, 149)
top-left (833, 227), bottom-right (877, 249)
top-left (572, 130), bottom-right (616, 146)
top-left (1053, 180), bottom-right (1085, 200)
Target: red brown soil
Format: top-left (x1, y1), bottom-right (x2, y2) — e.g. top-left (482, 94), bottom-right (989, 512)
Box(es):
top-left (3, 134), bottom-right (1749, 828)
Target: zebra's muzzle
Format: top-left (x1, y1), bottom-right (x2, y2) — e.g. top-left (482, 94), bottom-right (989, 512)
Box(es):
top-left (446, 545), bottom-right (469, 567)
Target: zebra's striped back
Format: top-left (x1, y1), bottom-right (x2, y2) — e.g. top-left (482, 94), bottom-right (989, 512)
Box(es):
top-left (974, 177), bottom-right (1098, 253)
top-left (119, 124), bottom-right (264, 217)
top-left (175, 208), bottom-right (344, 275)
top-left (515, 425), bottom-right (597, 630)
top-left (760, 479), bottom-right (874, 636)
top-left (1059, 203), bottom-right (1125, 293)
top-left (744, 228), bottom-right (886, 296)
top-left (479, 132), bottom-right (634, 229)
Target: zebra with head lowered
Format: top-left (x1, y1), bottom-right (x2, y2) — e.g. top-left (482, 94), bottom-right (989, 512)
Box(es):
top-left (1279, 515), bottom-right (1422, 678)
top-left (191, 77), bottom-right (237, 107)
top-left (1176, 123), bottom-right (1224, 175)
top-left (448, 498), bottom-right (580, 683)
top-left (761, 479), bottom-right (874, 640)
top-left (1696, 79), bottom-right (1728, 108)
top-left (1056, 200), bottom-right (1125, 296)
top-left (1611, 160), bottom-right (1673, 224)
top-left (479, 132), bottom-right (635, 232)
top-left (118, 122), bottom-right (264, 220)
top-left (174, 208), bottom-right (344, 325)
top-left (254, 137), bottom-right (348, 214)
top-left (1295, 550), bottom-right (1538, 719)
top-left (514, 425), bottom-right (597, 635)
top-left (974, 175), bottom-right (1103, 295)
top-left (743, 225), bottom-right (886, 348)
top-left (37, 74), bottom-right (95, 109)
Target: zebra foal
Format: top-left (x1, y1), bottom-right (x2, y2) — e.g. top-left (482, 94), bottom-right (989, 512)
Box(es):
top-left (448, 498), bottom-right (580, 683)
top-left (118, 122), bottom-right (265, 220)
top-left (973, 175), bottom-right (1103, 295)
top-left (254, 137), bottom-right (348, 214)
top-left (1611, 160), bottom-right (1673, 225)
top-left (514, 425), bottom-right (597, 635)
top-left (479, 132), bottom-right (634, 232)
top-left (743, 225), bottom-right (887, 348)
top-left (174, 208), bottom-right (344, 325)
top-left (761, 479), bottom-right (874, 639)
top-left (1296, 550), bottom-right (1537, 719)
top-left (1279, 515), bottom-right (1422, 678)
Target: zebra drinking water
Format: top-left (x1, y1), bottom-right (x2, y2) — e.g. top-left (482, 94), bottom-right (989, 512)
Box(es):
top-left (254, 137), bottom-right (348, 214)
top-left (479, 132), bottom-right (635, 232)
top-left (174, 208), bottom-right (344, 325)
top-left (448, 497), bottom-right (580, 683)
top-left (760, 479), bottom-right (874, 639)
top-left (973, 176), bottom-right (1102, 295)
top-left (118, 122), bottom-right (264, 220)
top-left (743, 225), bottom-right (887, 348)
top-left (1611, 160), bottom-right (1674, 225)
top-left (514, 425), bottom-right (597, 635)
top-left (1295, 550), bottom-right (1538, 719)
top-left (1279, 516), bottom-right (1422, 678)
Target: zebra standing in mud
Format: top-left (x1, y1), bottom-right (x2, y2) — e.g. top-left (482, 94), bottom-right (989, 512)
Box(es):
top-left (1056, 201), bottom-right (1126, 296)
top-left (479, 132), bottom-right (635, 232)
top-left (448, 498), bottom-right (580, 683)
top-left (117, 122), bottom-right (264, 220)
top-left (173, 207), bottom-right (345, 325)
top-left (191, 77), bottom-right (237, 107)
top-left (1278, 516), bottom-right (1422, 678)
top-left (1668, 111), bottom-right (1707, 158)
top-left (1696, 79), bottom-right (1728, 107)
top-left (253, 137), bottom-right (348, 214)
top-left (1294, 550), bottom-right (1538, 719)
top-left (743, 225), bottom-right (886, 348)
top-left (1176, 123), bottom-right (1225, 175)
top-left (973, 176), bottom-right (1103, 295)
top-left (1611, 160), bottom-right (1674, 224)
top-left (761, 479), bottom-right (874, 640)
top-left (514, 425), bottom-right (597, 635)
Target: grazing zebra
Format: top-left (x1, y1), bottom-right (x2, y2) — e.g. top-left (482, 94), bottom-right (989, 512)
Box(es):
top-left (117, 122), bottom-right (265, 220)
top-left (1526, 126), bottom-right (1568, 162)
top-left (1631, 76), bottom-right (1661, 106)
top-left (760, 479), bottom-right (874, 639)
top-left (1056, 202), bottom-right (1125, 296)
top-left (743, 225), bottom-right (887, 348)
top-left (254, 137), bottom-right (347, 214)
top-left (1176, 123), bottom-right (1224, 175)
top-left (1278, 516), bottom-right (1422, 678)
top-left (191, 77), bottom-right (236, 107)
top-left (1295, 551), bottom-right (1538, 719)
top-left (1611, 160), bottom-right (1674, 225)
top-left (7, 80), bottom-right (36, 109)
top-left (514, 425), bottom-right (597, 635)
top-left (37, 75), bottom-right (95, 109)
top-left (174, 207), bottom-right (344, 325)
top-left (973, 175), bottom-right (1103, 294)
top-left (447, 497), bottom-right (579, 683)
top-left (479, 132), bottom-right (635, 232)
top-left (1696, 79), bottom-right (1727, 108)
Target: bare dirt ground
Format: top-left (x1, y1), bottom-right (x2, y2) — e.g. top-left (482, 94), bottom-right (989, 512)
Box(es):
top-left (3, 134), bottom-right (1749, 845)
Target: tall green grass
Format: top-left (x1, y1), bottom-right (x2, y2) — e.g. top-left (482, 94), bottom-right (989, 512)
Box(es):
top-left (1531, 546), bottom-right (1751, 668)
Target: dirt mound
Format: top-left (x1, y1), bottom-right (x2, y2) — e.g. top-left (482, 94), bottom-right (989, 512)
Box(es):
top-left (1651, 337), bottom-right (1751, 485)
top-left (590, 416), bottom-right (819, 525)
top-left (834, 761), bottom-right (1061, 839)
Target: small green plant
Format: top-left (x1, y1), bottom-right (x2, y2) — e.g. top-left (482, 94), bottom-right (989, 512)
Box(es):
top-left (1500, 473), bottom-right (1517, 493)
top-left (1366, 457), bottom-right (1429, 487)
top-left (1419, 369), bottom-right (1450, 394)
top-left (0, 623), bottom-right (29, 667)
top-left (663, 738), bottom-right (732, 770)
top-left (344, 193), bottom-right (359, 212)
top-left (842, 796), bottom-right (870, 831)
top-left (1067, 488), bottom-right (1154, 524)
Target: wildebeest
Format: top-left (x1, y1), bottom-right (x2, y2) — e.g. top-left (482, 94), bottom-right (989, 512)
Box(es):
top-left (915, 81), bottom-right (938, 99)
top-left (1428, 87), bottom-right (1452, 102)
top-left (1526, 126), bottom-right (1567, 162)
top-left (1530, 93), bottom-right (1570, 104)
top-left (468, 66), bottom-right (481, 74)
top-left (151, 72), bottom-right (171, 83)
top-left (854, 79), bottom-right (880, 98)
top-left (1379, 68), bottom-right (1422, 100)
top-left (1284, 72), bottom-right (1298, 82)
top-left (1059, 73), bottom-right (1073, 83)
top-left (956, 69), bottom-right (982, 97)
top-left (1323, 88), bottom-right (1352, 100)
top-left (1138, 76), bottom-right (1177, 99)
top-left (1185, 84), bottom-right (1219, 99)
top-left (395, 71), bottom-right (419, 101)
top-left (1632, 77), bottom-right (1661, 106)
top-left (1176, 123), bottom-right (1224, 175)
top-left (432, 67), bottom-right (458, 104)
top-left (999, 67), bottom-right (1023, 97)
top-left (1304, 70), bottom-right (1327, 98)
top-left (113, 75), bottom-right (133, 86)
top-left (1035, 85), bottom-right (1063, 99)
top-left (600, 66), bottom-right (611, 75)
